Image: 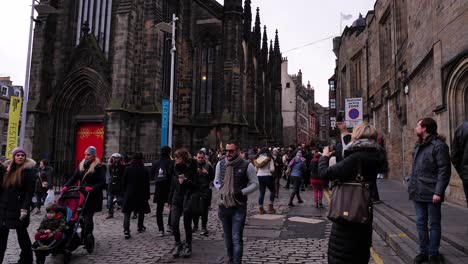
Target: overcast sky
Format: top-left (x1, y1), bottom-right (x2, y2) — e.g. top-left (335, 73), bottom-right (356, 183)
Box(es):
top-left (0, 0), bottom-right (375, 106)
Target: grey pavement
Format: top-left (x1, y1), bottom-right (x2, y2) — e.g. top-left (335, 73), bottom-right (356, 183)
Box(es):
top-left (5, 179), bottom-right (391, 263)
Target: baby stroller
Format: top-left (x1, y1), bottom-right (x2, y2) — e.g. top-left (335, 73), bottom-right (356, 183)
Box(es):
top-left (32, 186), bottom-right (95, 264)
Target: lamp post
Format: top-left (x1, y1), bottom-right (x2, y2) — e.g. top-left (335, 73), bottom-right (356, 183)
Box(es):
top-left (155, 14), bottom-right (178, 149)
top-left (19, 0), bottom-right (57, 147)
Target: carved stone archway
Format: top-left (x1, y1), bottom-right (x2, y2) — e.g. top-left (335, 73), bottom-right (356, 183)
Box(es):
top-left (446, 55), bottom-right (468, 143)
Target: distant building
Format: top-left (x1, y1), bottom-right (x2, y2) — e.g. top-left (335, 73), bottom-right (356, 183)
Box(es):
top-left (0, 76), bottom-right (24, 157)
top-left (281, 59), bottom-right (310, 145)
top-left (331, 0), bottom-right (468, 205)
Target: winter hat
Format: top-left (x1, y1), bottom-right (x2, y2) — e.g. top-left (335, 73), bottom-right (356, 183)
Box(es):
top-left (200, 148), bottom-right (207, 154)
top-left (296, 151), bottom-right (303, 157)
top-left (12, 147), bottom-right (27, 157)
top-left (111, 153), bottom-right (121, 158)
top-left (85, 146), bottom-right (97, 157)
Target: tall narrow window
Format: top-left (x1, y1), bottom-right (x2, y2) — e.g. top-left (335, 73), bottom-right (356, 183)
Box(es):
top-left (199, 47), bottom-right (215, 113)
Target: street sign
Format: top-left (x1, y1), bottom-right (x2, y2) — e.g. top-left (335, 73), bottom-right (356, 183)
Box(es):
top-left (345, 97), bottom-right (363, 128)
top-left (161, 99), bottom-right (170, 147)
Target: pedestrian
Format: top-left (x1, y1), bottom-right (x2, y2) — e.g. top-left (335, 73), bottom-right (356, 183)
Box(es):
top-left (284, 145), bottom-right (296, 189)
top-left (152, 146), bottom-right (173, 237)
top-left (253, 147), bottom-right (276, 214)
top-left (310, 152), bottom-right (324, 208)
top-left (122, 153), bottom-right (151, 239)
top-left (32, 160), bottom-right (53, 214)
top-left (106, 153), bottom-right (126, 219)
top-left (215, 141), bottom-right (258, 264)
top-left (63, 146), bottom-right (106, 240)
top-left (287, 151), bottom-right (306, 207)
top-left (407, 118), bottom-right (451, 264)
top-left (451, 121), bottom-right (468, 207)
top-left (319, 122), bottom-right (386, 264)
top-left (192, 151), bottom-right (215, 235)
top-left (272, 148), bottom-right (283, 198)
top-left (169, 148), bottom-right (197, 258)
top-left (0, 147), bottom-right (36, 264)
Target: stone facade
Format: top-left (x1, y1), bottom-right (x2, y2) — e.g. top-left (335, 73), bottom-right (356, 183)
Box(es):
top-left (332, 0), bottom-right (468, 205)
top-left (26, 0), bottom-right (282, 173)
top-left (281, 58), bottom-right (311, 146)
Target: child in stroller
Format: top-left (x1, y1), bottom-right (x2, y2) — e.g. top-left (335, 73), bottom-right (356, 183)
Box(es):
top-left (34, 203), bottom-right (66, 249)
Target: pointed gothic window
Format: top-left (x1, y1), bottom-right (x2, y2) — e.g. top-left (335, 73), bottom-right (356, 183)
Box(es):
top-left (198, 46), bottom-right (215, 113)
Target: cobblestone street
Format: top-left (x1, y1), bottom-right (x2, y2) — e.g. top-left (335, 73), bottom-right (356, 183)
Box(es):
top-left (5, 180), bottom-right (384, 264)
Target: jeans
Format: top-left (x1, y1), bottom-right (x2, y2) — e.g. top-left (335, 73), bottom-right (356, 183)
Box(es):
top-left (107, 192), bottom-right (122, 212)
top-left (414, 201), bottom-right (442, 256)
top-left (0, 222), bottom-right (33, 264)
top-left (171, 205), bottom-right (193, 244)
top-left (290, 176), bottom-right (302, 201)
top-left (258, 175), bottom-right (275, 205)
top-left (218, 204), bottom-right (247, 264)
top-left (123, 212), bottom-right (145, 231)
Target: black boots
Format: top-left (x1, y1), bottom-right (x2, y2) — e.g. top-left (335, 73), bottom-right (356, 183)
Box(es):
top-left (172, 242), bottom-right (183, 257)
top-left (173, 242), bottom-right (192, 258)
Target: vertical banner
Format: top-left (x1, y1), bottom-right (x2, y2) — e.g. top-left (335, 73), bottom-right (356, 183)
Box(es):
top-left (161, 99), bottom-right (169, 147)
top-left (6, 96), bottom-right (22, 159)
top-left (345, 97), bottom-right (363, 128)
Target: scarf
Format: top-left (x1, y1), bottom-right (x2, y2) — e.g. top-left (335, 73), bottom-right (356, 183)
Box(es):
top-left (253, 156), bottom-right (271, 168)
top-left (219, 154), bottom-right (244, 207)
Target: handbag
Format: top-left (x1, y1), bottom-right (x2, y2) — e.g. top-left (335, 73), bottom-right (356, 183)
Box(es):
top-left (327, 162), bottom-right (372, 224)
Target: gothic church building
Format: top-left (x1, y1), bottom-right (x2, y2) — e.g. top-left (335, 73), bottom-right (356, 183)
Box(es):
top-left (26, 0), bottom-right (282, 169)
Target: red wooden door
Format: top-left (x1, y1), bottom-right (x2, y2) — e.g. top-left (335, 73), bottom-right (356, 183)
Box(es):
top-left (75, 123), bottom-right (105, 167)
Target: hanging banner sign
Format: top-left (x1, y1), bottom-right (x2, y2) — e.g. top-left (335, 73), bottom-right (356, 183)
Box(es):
top-left (6, 96), bottom-right (22, 159)
top-left (345, 97), bottom-right (363, 128)
top-left (161, 99), bottom-right (170, 147)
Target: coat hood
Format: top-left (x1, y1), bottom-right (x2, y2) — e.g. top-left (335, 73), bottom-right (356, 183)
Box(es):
top-left (3, 158), bottom-right (36, 170)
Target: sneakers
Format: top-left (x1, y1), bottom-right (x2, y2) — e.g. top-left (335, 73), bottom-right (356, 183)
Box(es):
top-left (318, 202), bottom-right (324, 209)
top-left (124, 230), bottom-right (131, 239)
top-left (414, 254), bottom-right (428, 264)
top-left (159, 230), bottom-right (165, 237)
top-left (181, 243), bottom-right (192, 258)
top-left (166, 225), bottom-right (173, 234)
top-left (258, 206), bottom-right (266, 215)
top-left (200, 228), bottom-right (209, 236)
top-left (137, 226), bottom-right (146, 233)
top-left (172, 242), bottom-right (183, 258)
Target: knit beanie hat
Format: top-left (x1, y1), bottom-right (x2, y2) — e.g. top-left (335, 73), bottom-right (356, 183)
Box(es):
top-left (85, 146), bottom-right (97, 157)
top-left (12, 147), bottom-right (27, 157)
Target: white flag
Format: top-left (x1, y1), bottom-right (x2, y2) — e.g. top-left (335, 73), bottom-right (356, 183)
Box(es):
top-left (341, 13), bottom-right (353, 20)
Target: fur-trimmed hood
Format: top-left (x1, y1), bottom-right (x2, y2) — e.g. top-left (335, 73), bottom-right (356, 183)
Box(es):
top-left (344, 138), bottom-right (383, 158)
top-left (3, 158), bottom-right (36, 171)
top-left (78, 158), bottom-right (102, 174)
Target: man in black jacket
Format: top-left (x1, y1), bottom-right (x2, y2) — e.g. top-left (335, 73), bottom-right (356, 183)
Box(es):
top-left (152, 146), bottom-right (173, 237)
top-left (451, 121), bottom-right (468, 207)
top-left (408, 118), bottom-right (451, 264)
top-left (192, 151), bottom-right (214, 235)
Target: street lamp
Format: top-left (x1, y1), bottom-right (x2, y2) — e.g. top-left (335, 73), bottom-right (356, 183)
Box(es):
top-left (155, 14), bottom-right (178, 149)
top-left (19, 0), bottom-right (57, 147)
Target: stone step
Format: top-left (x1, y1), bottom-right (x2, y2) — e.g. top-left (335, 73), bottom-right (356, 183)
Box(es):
top-left (373, 203), bottom-right (468, 264)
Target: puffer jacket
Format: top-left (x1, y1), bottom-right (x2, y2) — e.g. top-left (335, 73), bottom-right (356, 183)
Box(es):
top-left (0, 158), bottom-right (36, 229)
top-left (408, 134), bottom-right (451, 202)
top-left (451, 122), bottom-right (468, 181)
top-left (319, 139), bottom-right (386, 264)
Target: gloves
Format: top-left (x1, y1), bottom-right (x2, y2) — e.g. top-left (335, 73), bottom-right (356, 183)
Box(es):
top-left (84, 186), bottom-right (94, 192)
top-left (62, 186), bottom-right (68, 192)
top-left (19, 209), bottom-right (28, 221)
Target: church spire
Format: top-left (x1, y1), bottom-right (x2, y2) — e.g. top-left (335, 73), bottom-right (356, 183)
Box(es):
top-left (261, 25), bottom-right (268, 69)
top-left (243, 0), bottom-right (252, 39)
top-left (274, 29), bottom-right (280, 54)
top-left (254, 7), bottom-right (261, 50)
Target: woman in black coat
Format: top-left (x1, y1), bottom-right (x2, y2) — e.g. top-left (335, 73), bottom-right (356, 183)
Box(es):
top-left (63, 146), bottom-right (106, 238)
top-left (122, 153), bottom-right (150, 239)
top-left (152, 146), bottom-right (173, 236)
top-left (319, 122), bottom-right (386, 264)
top-left (0, 148), bottom-right (36, 264)
top-left (169, 148), bottom-right (198, 258)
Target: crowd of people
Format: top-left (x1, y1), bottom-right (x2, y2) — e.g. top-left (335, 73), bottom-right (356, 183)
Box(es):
top-left (0, 117), bottom-right (467, 264)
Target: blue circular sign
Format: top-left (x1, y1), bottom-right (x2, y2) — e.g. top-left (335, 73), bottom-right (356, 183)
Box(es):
top-left (349, 108), bottom-right (360, 120)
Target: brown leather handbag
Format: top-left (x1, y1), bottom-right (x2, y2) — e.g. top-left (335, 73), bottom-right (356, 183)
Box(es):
top-left (327, 163), bottom-right (372, 224)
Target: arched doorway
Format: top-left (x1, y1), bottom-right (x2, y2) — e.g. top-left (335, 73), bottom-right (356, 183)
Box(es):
top-left (447, 55), bottom-right (468, 141)
top-left (50, 67), bottom-right (111, 175)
